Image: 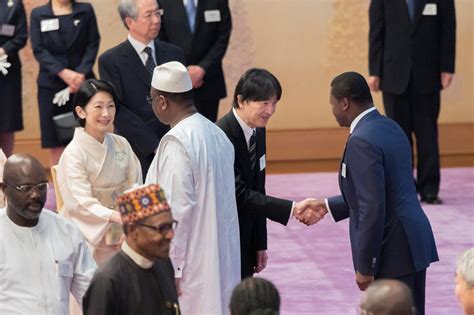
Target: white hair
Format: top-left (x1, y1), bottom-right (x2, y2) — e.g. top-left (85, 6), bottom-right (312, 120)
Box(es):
top-left (457, 248), bottom-right (474, 287)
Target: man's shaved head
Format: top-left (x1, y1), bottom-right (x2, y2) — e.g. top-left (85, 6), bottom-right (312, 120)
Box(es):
top-left (360, 279), bottom-right (415, 315)
top-left (1, 154), bottom-right (48, 227)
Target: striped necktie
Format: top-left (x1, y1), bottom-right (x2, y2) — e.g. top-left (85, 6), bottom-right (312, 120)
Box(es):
top-left (143, 47), bottom-right (156, 74)
top-left (249, 130), bottom-right (257, 171)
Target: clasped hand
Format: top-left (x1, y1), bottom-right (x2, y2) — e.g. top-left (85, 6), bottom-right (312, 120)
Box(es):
top-left (294, 198), bottom-right (328, 226)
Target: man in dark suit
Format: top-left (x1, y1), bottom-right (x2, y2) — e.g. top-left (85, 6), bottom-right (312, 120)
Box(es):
top-left (99, 0), bottom-right (185, 176)
top-left (0, 0), bottom-right (27, 156)
top-left (307, 72), bottom-right (438, 315)
top-left (217, 68), bottom-right (320, 279)
top-left (158, 0), bottom-right (231, 122)
top-left (368, 0), bottom-right (456, 204)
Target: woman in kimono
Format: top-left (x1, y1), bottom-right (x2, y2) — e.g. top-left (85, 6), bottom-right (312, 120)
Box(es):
top-left (0, 0), bottom-right (28, 156)
top-left (30, 0), bottom-right (100, 166)
top-left (57, 79), bottom-right (142, 265)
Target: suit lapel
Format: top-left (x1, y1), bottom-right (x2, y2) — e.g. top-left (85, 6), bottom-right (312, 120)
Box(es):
top-left (1, 0), bottom-right (17, 23)
top-left (193, 0), bottom-right (205, 36)
top-left (226, 111), bottom-right (254, 178)
top-left (122, 40), bottom-right (152, 86)
top-left (66, 4), bottom-right (86, 49)
top-left (412, 0), bottom-right (428, 31)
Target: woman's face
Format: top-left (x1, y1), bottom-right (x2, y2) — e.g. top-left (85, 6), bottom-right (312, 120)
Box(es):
top-left (76, 91), bottom-right (116, 137)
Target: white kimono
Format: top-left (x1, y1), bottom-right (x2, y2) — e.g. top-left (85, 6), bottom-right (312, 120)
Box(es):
top-left (146, 113), bottom-right (241, 315)
top-left (0, 149), bottom-right (5, 208)
top-left (0, 208), bottom-right (96, 314)
top-left (57, 128), bottom-right (142, 264)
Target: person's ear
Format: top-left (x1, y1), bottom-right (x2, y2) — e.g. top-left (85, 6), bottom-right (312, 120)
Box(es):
top-left (75, 106), bottom-right (86, 119)
top-left (160, 95), bottom-right (167, 111)
top-left (341, 97), bottom-right (350, 111)
top-left (237, 95), bottom-right (245, 108)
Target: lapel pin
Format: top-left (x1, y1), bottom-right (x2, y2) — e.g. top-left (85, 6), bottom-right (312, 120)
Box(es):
top-left (74, 19), bottom-right (80, 26)
top-left (7, 0), bottom-right (14, 8)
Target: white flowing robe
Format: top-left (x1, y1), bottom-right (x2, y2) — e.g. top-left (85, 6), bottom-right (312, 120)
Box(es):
top-left (57, 128), bottom-right (142, 264)
top-left (146, 113), bottom-right (241, 315)
top-left (0, 149), bottom-right (5, 208)
top-left (0, 208), bottom-right (96, 314)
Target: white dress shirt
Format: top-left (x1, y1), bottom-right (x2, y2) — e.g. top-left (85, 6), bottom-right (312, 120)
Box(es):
top-left (127, 34), bottom-right (156, 66)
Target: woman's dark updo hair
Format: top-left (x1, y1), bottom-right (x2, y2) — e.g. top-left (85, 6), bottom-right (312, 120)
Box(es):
top-left (73, 79), bottom-right (118, 127)
top-left (229, 277), bottom-right (280, 315)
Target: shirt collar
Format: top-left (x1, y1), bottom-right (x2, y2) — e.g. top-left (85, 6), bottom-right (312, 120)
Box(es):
top-left (350, 107), bottom-right (376, 134)
top-left (232, 108), bottom-right (255, 148)
top-left (127, 34), bottom-right (155, 57)
top-left (122, 240), bottom-right (154, 269)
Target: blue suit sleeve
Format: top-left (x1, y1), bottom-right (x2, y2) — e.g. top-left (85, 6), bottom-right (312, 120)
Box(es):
top-left (346, 136), bottom-right (385, 276)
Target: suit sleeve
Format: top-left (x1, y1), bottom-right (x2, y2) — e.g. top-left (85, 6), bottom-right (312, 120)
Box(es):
top-left (198, 0), bottom-right (232, 72)
top-left (368, 0), bottom-right (385, 76)
top-left (327, 195), bottom-right (350, 222)
top-left (1, 1), bottom-right (28, 55)
top-left (440, 0), bottom-right (456, 73)
top-left (75, 4), bottom-right (100, 75)
top-left (98, 54), bottom-right (159, 156)
top-left (346, 136), bottom-right (385, 276)
top-left (83, 275), bottom-right (116, 315)
top-left (30, 9), bottom-right (64, 75)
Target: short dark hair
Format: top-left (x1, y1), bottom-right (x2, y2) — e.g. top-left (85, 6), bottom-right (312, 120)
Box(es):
top-left (229, 277), bottom-right (280, 315)
top-left (232, 68), bottom-right (282, 108)
top-left (155, 89), bottom-right (194, 107)
top-left (73, 79), bottom-right (118, 127)
top-left (330, 71), bottom-right (373, 105)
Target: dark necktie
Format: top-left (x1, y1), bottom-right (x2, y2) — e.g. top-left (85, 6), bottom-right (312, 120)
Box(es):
top-left (143, 47), bottom-right (156, 74)
top-left (249, 130), bottom-right (257, 171)
top-left (407, 0), bottom-right (416, 21)
top-left (186, 0), bottom-right (196, 33)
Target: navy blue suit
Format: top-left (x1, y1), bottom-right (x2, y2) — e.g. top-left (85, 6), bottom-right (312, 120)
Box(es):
top-left (30, 2), bottom-right (100, 147)
top-left (98, 39), bottom-right (185, 176)
top-left (328, 109), bottom-right (438, 314)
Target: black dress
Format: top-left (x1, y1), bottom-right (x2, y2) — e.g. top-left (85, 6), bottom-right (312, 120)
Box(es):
top-left (83, 251), bottom-right (180, 315)
top-left (0, 0), bottom-right (27, 132)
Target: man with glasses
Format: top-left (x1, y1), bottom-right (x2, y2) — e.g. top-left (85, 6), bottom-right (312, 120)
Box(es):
top-left (0, 154), bottom-right (96, 314)
top-left (83, 184), bottom-right (180, 315)
top-left (99, 0), bottom-right (185, 177)
top-left (145, 61), bottom-right (240, 314)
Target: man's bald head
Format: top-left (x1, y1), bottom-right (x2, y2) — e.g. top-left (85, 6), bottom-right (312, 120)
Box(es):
top-left (3, 154), bottom-right (46, 183)
top-left (1, 154), bottom-right (48, 226)
top-left (360, 279), bottom-right (415, 315)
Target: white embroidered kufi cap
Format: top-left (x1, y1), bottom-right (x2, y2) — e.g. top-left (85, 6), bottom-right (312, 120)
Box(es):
top-left (151, 61), bottom-right (192, 93)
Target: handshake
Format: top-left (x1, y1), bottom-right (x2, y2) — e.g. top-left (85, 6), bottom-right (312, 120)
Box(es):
top-left (294, 198), bottom-right (328, 226)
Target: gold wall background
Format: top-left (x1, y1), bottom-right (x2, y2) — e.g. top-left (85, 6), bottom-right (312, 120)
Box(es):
top-left (17, 0), bottom-right (474, 164)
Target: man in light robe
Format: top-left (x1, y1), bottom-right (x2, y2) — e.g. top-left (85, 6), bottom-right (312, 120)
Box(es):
top-left (145, 61), bottom-right (241, 314)
top-left (0, 148), bottom-right (5, 207)
top-left (0, 154), bottom-right (96, 314)
top-left (83, 184), bottom-right (180, 315)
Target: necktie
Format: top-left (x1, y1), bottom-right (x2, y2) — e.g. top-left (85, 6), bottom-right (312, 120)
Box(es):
top-left (249, 130), bottom-right (257, 171)
top-left (407, 0), bottom-right (416, 21)
top-left (143, 47), bottom-right (156, 74)
top-left (186, 0), bottom-right (196, 33)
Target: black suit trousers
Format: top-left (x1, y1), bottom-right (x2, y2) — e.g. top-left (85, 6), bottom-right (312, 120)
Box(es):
top-left (382, 79), bottom-right (441, 197)
top-left (395, 269), bottom-right (427, 315)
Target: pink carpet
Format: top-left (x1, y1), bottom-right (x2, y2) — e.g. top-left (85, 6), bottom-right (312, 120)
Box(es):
top-left (259, 167), bottom-right (474, 315)
top-left (45, 168), bottom-right (473, 314)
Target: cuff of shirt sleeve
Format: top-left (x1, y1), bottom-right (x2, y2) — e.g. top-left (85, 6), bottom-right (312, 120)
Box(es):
top-left (290, 201), bottom-right (295, 219)
top-left (325, 198), bottom-right (336, 222)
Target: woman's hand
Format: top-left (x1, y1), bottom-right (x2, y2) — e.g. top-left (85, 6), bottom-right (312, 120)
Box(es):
top-left (58, 68), bottom-right (85, 93)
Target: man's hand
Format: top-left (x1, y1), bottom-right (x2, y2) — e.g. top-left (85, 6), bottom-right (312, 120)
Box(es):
top-left (355, 271), bottom-right (374, 291)
top-left (188, 65), bottom-right (205, 89)
top-left (368, 76), bottom-right (380, 92)
top-left (441, 72), bottom-right (454, 89)
top-left (58, 68), bottom-right (85, 93)
top-left (175, 278), bottom-right (182, 296)
top-left (294, 198), bottom-right (328, 225)
top-left (254, 250), bottom-right (268, 273)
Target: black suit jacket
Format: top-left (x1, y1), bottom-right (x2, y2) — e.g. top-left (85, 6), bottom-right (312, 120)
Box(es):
top-left (158, 0), bottom-right (231, 101)
top-left (369, 0), bottom-right (456, 94)
top-left (0, 0), bottom-right (27, 130)
top-left (30, 2), bottom-right (100, 89)
top-left (98, 39), bottom-right (185, 173)
top-left (217, 110), bottom-right (292, 278)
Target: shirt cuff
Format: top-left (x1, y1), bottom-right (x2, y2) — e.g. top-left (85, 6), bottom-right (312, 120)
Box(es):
top-left (290, 201), bottom-right (295, 219)
top-left (325, 198), bottom-right (336, 222)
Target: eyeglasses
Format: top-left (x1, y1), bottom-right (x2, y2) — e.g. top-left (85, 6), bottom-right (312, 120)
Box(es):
top-left (4, 181), bottom-right (49, 194)
top-left (146, 95), bottom-right (161, 105)
top-left (140, 9), bottom-right (164, 20)
top-left (136, 220), bottom-right (178, 236)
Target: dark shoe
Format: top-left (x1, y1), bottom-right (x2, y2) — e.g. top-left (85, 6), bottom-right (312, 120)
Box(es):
top-left (421, 194), bottom-right (443, 205)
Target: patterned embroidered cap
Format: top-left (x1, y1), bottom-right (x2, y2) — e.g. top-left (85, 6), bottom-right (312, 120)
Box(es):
top-left (116, 184), bottom-right (171, 224)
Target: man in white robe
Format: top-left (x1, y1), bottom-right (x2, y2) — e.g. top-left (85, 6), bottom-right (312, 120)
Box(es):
top-left (0, 148), bottom-right (6, 207)
top-left (0, 154), bottom-right (96, 314)
top-left (145, 61), bottom-right (240, 314)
